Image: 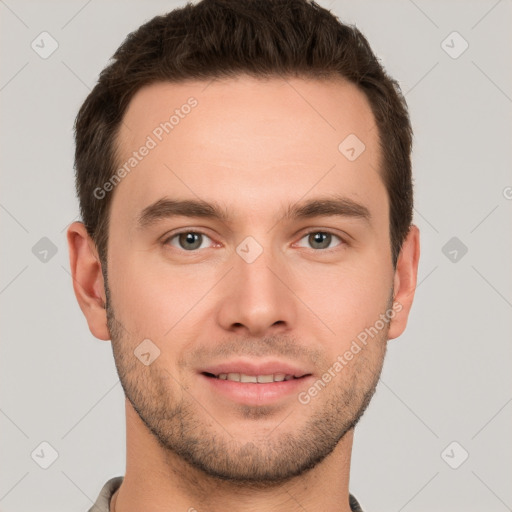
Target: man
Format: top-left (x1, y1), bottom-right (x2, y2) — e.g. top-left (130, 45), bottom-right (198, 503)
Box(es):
top-left (67, 0), bottom-right (420, 510)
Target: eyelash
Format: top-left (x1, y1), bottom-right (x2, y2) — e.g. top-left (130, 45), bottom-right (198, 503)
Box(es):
top-left (161, 229), bottom-right (347, 253)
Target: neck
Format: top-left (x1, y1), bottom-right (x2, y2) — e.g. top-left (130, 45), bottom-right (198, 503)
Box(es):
top-left (113, 398), bottom-right (355, 512)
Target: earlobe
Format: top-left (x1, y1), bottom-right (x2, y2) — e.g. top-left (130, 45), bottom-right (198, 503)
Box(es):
top-left (67, 221), bottom-right (111, 341)
top-left (388, 225), bottom-right (420, 340)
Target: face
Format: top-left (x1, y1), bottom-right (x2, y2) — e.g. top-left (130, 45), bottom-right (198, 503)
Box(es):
top-left (103, 76), bottom-right (398, 484)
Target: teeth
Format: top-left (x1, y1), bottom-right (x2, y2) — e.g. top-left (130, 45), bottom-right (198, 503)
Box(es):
top-left (216, 372), bottom-right (297, 383)
top-left (240, 374), bottom-right (258, 383)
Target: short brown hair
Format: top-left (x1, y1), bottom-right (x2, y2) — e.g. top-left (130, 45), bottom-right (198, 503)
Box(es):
top-left (74, 0), bottom-right (413, 269)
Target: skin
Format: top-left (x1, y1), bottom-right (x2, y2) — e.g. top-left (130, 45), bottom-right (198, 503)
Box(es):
top-left (67, 76), bottom-right (420, 512)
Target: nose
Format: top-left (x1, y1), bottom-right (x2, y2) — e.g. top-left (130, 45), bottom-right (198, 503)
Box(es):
top-left (216, 244), bottom-right (297, 337)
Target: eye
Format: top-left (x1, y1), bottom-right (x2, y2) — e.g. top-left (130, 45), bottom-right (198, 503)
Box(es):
top-left (164, 231), bottom-right (215, 251)
top-left (296, 231), bottom-right (344, 250)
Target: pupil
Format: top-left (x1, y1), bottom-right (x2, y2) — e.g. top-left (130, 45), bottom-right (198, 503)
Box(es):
top-left (310, 232), bottom-right (330, 249)
top-left (180, 232), bottom-right (201, 250)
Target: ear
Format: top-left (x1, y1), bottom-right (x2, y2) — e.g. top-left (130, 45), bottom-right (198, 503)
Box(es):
top-left (388, 224), bottom-right (420, 340)
top-left (67, 221), bottom-right (110, 341)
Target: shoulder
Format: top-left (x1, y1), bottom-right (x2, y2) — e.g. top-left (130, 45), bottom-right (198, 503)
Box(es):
top-left (87, 476), bottom-right (124, 512)
top-left (349, 493), bottom-right (364, 512)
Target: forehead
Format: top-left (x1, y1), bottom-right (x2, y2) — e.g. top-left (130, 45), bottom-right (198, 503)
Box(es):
top-left (112, 75), bottom-right (384, 226)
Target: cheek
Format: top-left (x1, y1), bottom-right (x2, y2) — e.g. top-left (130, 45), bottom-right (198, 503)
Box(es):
top-left (299, 263), bottom-right (392, 342)
top-left (108, 249), bottom-right (165, 334)
top-left (109, 246), bottom-right (214, 339)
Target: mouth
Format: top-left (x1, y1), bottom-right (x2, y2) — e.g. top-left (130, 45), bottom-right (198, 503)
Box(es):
top-left (200, 371), bottom-right (314, 406)
top-left (198, 359), bottom-right (314, 405)
top-left (201, 371), bottom-right (311, 383)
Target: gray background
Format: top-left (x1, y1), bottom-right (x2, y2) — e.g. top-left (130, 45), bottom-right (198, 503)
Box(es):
top-left (1, 0), bottom-right (511, 511)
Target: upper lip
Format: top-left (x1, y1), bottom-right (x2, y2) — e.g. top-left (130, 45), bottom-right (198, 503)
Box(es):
top-left (200, 359), bottom-right (312, 378)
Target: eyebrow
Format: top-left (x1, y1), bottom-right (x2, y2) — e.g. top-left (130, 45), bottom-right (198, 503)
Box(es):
top-left (136, 194), bottom-right (371, 229)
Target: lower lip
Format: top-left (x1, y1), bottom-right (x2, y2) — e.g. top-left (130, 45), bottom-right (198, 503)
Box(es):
top-left (200, 373), bottom-right (314, 406)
